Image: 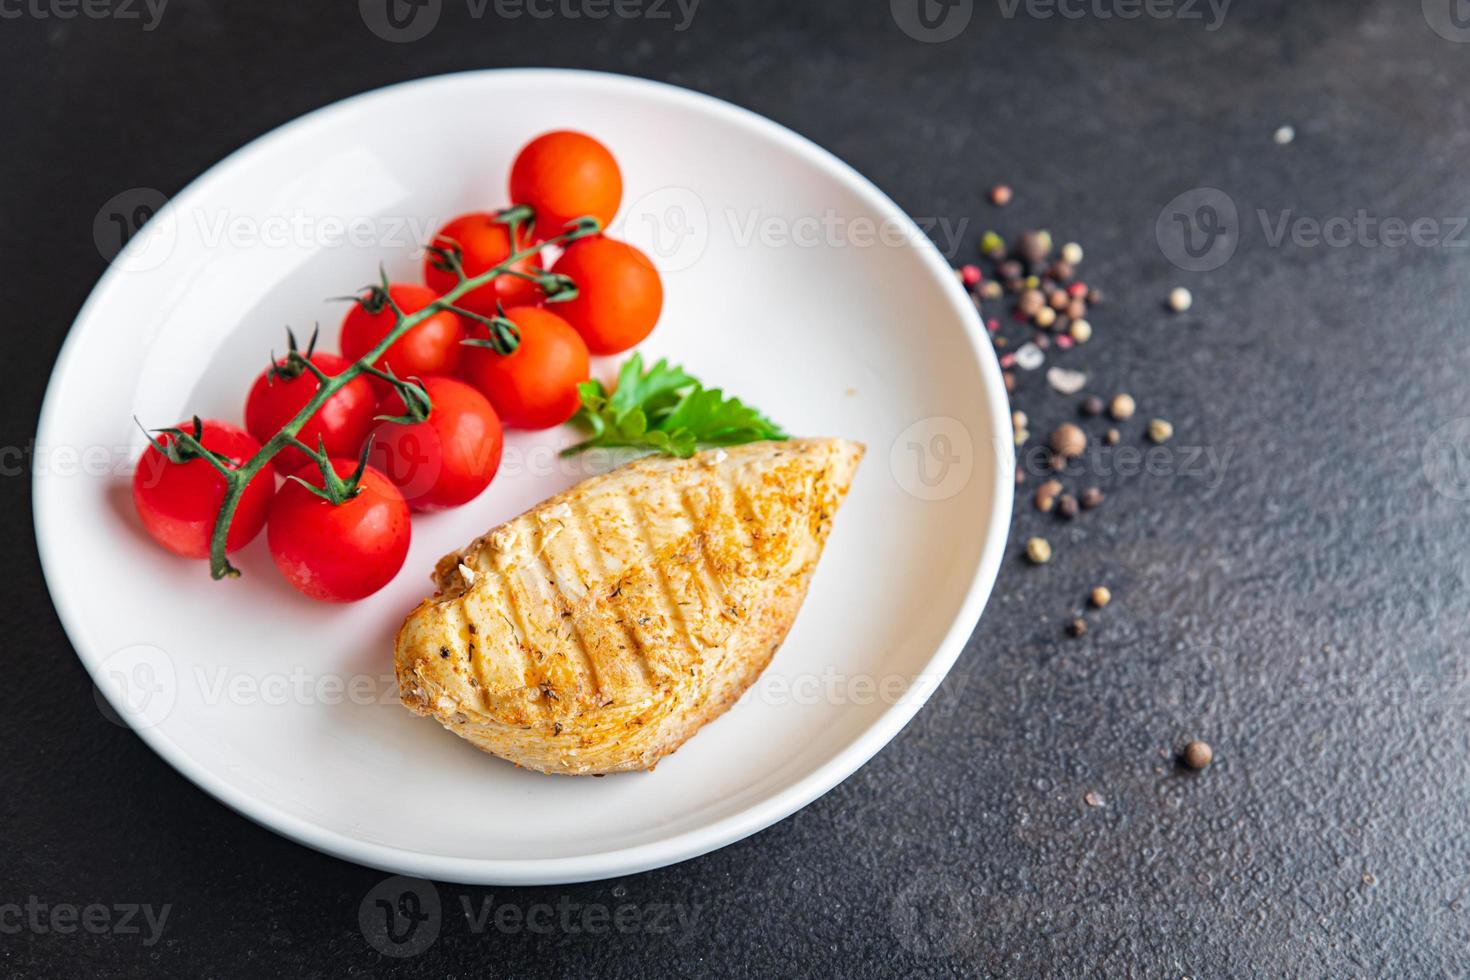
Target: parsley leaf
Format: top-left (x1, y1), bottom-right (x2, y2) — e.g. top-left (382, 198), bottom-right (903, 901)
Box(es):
top-left (563, 353), bottom-right (787, 459)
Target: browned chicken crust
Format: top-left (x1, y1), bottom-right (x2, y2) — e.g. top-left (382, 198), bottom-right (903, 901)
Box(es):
top-left (394, 438), bottom-right (863, 774)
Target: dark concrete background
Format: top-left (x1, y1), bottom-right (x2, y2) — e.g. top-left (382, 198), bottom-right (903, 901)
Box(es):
top-left (5, 1), bottom-right (1469, 976)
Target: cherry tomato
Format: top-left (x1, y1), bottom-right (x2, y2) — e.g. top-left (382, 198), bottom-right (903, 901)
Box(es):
top-left (244, 352), bottom-right (377, 474)
top-left (550, 237), bottom-right (663, 355)
top-left (267, 459), bottom-right (411, 602)
top-left (368, 377), bottom-right (504, 511)
top-left (509, 131), bottom-right (622, 240)
top-left (461, 306), bottom-right (589, 430)
top-left (340, 283), bottom-right (465, 393)
top-left (424, 211), bottom-right (543, 317)
top-left (132, 419), bottom-right (274, 559)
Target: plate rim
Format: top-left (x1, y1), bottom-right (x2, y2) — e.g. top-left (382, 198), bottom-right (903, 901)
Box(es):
top-left (34, 67), bottom-right (1014, 885)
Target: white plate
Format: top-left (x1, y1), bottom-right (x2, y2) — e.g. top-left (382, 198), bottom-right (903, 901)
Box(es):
top-left (35, 70), bottom-right (1012, 885)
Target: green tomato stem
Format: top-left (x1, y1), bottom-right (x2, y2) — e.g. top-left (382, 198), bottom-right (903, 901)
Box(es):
top-left (200, 217), bottom-right (600, 580)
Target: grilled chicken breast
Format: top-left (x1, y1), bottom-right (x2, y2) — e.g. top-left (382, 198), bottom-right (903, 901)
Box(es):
top-left (394, 437), bottom-right (863, 774)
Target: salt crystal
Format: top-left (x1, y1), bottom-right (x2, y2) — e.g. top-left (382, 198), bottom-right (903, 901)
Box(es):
top-left (1014, 342), bottom-right (1045, 371)
top-left (1047, 367), bottom-right (1087, 394)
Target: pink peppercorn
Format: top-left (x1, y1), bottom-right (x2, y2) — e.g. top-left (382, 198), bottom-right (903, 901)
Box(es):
top-left (987, 318), bottom-right (1000, 333)
top-left (1056, 335), bottom-right (1074, 350)
top-left (960, 264), bottom-right (982, 287)
top-left (1067, 282), bottom-right (1088, 298)
top-left (999, 352), bottom-right (1017, 368)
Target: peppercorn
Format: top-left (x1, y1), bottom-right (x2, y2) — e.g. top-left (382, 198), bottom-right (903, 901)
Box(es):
top-left (981, 230), bottom-right (1006, 258)
top-left (1080, 486), bottom-right (1104, 509)
top-left (1080, 395), bottom-right (1104, 417)
top-left (1090, 586), bottom-right (1111, 608)
top-left (1181, 740), bottom-right (1213, 770)
top-left (1057, 494), bottom-right (1079, 519)
top-left (1025, 537), bottom-right (1052, 564)
top-left (998, 259), bottom-right (1023, 281)
top-left (1067, 297), bottom-right (1088, 320)
top-left (1048, 453), bottom-right (1067, 471)
top-left (1168, 287), bottom-right (1193, 312)
top-left (960, 264), bottom-right (981, 287)
top-left (1034, 334), bottom-right (1050, 350)
top-left (990, 184), bottom-right (1012, 207)
top-left (1109, 393), bottom-right (1136, 421)
top-left (1148, 418), bottom-right (1174, 443)
top-left (981, 280), bottom-right (1003, 300)
top-left (1034, 306), bottom-right (1057, 329)
top-left (1061, 242), bottom-right (1083, 266)
top-left (1049, 289), bottom-right (1071, 311)
top-left (1104, 428), bottom-right (1120, 446)
top-left (1048, 261), bottom-right (1074, 283)
top-left (1067, 618), bottom-right (1088, 637)
top-left (1087, 288), bottom-right (1103, 305)
top-left (1019, 230), bottom-right (1052, 265)
top-left (1015, 469), bottom-right (1025, 485)
top-left (1004, 371), bottom-right (1016, 393)
top-left (1049, 422), bottom-right (1087, 459)
top-left (1069, 319), bottom-right (1092, 343)
top-left (1018, 289), bottom-right (1045, 316)
top-left (1035, 479), bottom-right (1062, 512)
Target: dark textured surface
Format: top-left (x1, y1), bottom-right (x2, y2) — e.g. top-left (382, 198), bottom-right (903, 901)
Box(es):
top-left (5, 1), bottom-right (1469, 976)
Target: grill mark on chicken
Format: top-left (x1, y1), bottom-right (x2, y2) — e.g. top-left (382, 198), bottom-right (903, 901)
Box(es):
top-left (678, 486), bottom-right (741, 628)
top-left (394, 439), bottom-right (864, 774)
top-left (564, 495), bottom-right (654, 693)
top-left (621, 488), bottom-right (697, 654)
top-left (522, 523), bottom-right (602, 704)
top-left (603, 492), bottom-right (687, 683)
top-left (463, 559), bottom-right (525, 694)
top-left (484, 530), bottom-right (543, 690)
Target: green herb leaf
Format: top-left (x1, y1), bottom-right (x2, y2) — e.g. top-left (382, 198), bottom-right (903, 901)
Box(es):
top-left (564, 354), bottom-right (786, 459)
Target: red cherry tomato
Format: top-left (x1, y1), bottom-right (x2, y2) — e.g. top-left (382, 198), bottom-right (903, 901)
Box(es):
top-left (509, 131), bottom-right (622, 240)
top-left (424, 211), bottom-right (543, 316)
top-left (367, 377), bottom-right (504, 511)
top-left (267, 459), bottom-right (411, 602)
top-left (132, 419), bottom-right (274, 559)
top-left (340, 283), bottom-right (465, 393)
top-left (461, 306), bottom-right (589, 430)
top-left (244, 352), bottom-right (377, 474)
top-left (550, 237), bottom-right (663, 355)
